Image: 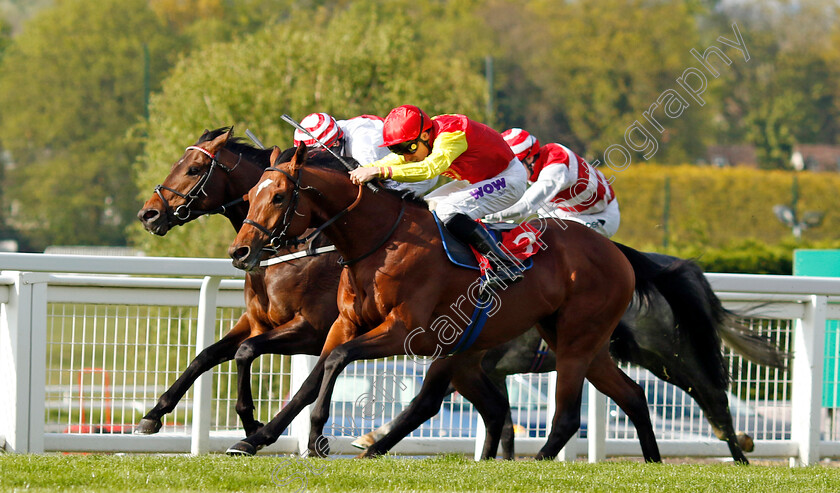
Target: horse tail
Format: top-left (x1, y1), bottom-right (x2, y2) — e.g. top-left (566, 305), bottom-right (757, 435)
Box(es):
top-left (704, 301), bottom-right (789, 368)
top-left (645, 253), bottom-right (788, 368)
top-left (612, 242), bottom-right (730, 389)
top-left (610, 242), bottom-right (663, 307)
top-left (716, 319), bottom-right (788, 369)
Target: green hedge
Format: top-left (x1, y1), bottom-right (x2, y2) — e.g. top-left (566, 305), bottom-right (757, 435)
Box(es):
top-left (607, 164), bottom-right (840, 250)
top-left (660, 238), bottom-right (840, 275)
top-left (603, 164), bottom-right (840, 273)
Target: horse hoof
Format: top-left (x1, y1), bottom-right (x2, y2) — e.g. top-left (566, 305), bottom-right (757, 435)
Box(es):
top-left (736, 432), bottom-right (755, 453)
top-left (350, 435), bottom-right (375, 450)
top-left (355, 447), bottom-right (380, 459)
top-left (226, 441), bottom-right (257, 456)
top-left (134, 418), bottom-right (162, 435)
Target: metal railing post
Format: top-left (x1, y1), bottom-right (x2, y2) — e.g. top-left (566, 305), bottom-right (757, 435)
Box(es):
top-left (548, 371), bottom-right (578, 461)
top-left (587, 383), bottom-right (606, 462)
top-left (191, 276), bottom-right (221, 455)
top-left (790, 294), bottom-right (827, 466)
top-left (290, 354), bottom-right (318, 454)
top-left (26, 273), bottom-right (49, 454)
top-left (0, 272), bottom-right (48, 453)
top-left (473, 414), bottom-right (486, 461)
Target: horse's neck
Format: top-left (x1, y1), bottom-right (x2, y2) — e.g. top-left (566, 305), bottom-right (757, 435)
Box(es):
top-left (218, 146), bottom-right (269, 231)
top-left (314, 181), bottom-right (431, 266)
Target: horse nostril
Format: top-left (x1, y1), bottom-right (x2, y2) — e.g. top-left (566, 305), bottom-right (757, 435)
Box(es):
top-left (139, 209), bottom-right (160, 223)
top-left (231, 246), bottom-right (250, 261)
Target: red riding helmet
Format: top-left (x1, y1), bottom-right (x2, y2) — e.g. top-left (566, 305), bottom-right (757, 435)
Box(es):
top-left (502, 128), bottom-right (540, 162)
top-left (294, 112), bottom-right (344, 148)
top-left (380, 105), bottom-right (433, 151)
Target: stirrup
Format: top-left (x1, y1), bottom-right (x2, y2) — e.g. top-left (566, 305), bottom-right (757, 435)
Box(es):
top-left (481, 263), bottom-right (524, 294)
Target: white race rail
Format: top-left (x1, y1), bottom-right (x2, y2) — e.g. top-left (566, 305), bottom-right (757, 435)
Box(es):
top-left (2, 252), bottom-right (839, 465)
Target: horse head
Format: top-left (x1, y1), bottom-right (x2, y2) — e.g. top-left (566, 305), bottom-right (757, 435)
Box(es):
top-left (229, 143), bottom-right (316, 271)
top-left (137, 127), bottom-right (273, 235)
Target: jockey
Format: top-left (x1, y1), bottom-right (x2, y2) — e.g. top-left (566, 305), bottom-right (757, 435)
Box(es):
top-left (487, 128), bottom-right (620, 237)
top-left (349, 105), bottom-right (529, 289)
top-left (294, 112), bottom-right (438, 198)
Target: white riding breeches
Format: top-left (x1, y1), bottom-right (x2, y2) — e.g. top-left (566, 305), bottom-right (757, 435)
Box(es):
top-left (425, 159), bottom-right (528, 222)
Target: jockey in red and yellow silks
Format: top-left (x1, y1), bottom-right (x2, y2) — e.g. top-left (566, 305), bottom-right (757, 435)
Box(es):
top-left (369, 113), bottom-right (514, 184)
top-left (349, 105), bottom-right (528, 290)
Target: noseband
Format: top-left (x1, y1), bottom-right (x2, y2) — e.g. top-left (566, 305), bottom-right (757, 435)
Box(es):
top-left (153, 145), bottom-right (243, 221)
top-left (242, 166), bottom-right (308, 250)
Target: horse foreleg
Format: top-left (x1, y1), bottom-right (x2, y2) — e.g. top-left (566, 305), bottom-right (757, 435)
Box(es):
top-left (360, 358), bottom-right (457, 458)
top-left (226, 354), bottom-right (328, 456)
top-left (135, 314), bottom-right (251, 435)
top-left (233, 316), bottom-right (322, 437)
top-left (307, 323), bottom-right (407, 457)
top-left (450, 356), bottom-right (510, 460)
top-left (585, 345), bottom-right (661, 463)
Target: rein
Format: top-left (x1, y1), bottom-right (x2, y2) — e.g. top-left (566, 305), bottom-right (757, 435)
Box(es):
top-left (337, 201), bottom-right (405, 266)
top-left (243, 166), bottom-right (404, 266)
top-left (153, 146), bottom-right (244, 221)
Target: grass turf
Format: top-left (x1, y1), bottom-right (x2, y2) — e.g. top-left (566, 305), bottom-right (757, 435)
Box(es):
top-left (2, 454), bottom-right (840, 492)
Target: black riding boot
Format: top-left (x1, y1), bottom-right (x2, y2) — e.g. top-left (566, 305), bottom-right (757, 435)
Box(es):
top-left (445, 213), bottom-right (524, 291)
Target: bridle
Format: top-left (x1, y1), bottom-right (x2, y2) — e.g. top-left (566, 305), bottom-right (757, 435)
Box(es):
top-left (153, 145), bottom-right (243, 222)
top-left (242, 166), bottom-right (405, 265)
top-left (242, 166), bottom-right (309, 250)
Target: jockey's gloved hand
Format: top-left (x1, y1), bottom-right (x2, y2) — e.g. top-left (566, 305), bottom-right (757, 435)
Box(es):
top-left (484, 213), bottom-right (504, 223)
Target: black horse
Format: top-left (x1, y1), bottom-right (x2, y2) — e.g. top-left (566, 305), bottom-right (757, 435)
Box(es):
top-left (138, 128), bottom-right (784, 462)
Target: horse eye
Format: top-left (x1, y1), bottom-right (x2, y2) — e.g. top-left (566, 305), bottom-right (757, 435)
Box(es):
top-left (272, 193), bottom-right (284, 204)
top-left (186, 166), bottom-right (201, 176)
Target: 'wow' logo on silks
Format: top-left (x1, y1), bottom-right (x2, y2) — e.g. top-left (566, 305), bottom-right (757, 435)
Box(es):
top-left (469, 178), bottom-right (507, 199)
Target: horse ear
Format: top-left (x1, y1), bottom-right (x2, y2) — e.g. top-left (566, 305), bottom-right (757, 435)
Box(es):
top-left (291, 142), bottom-right (307, 170)
top-left (207, 127), bottom-right (232, 153)
top-left (270, 146), bottom-right (281, 166)
top-left (201, 129), bottom-right (209, 137)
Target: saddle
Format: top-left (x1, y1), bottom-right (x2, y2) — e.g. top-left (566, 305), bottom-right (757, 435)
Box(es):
top-left (432, 212), bottom-right (535, 272)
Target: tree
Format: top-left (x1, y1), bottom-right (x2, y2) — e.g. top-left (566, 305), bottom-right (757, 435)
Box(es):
top-left (499, 0), bottom-right (710, 163)
top-left (0, 16), bottom-right (10, 58)
top-left (132, 0), bottom-right (488, 257)
top-left (0, 0), bottom-right (181, 249)
top-left (0, 0), bottom-right (53, 34)
top-left (708, 0), bottom-right (840, 168)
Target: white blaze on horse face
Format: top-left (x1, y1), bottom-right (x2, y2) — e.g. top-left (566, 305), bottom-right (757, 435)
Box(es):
top-left (256, 178), bottom-right (274, 197)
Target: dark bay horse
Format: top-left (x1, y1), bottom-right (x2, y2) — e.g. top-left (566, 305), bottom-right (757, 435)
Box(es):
top-left (226, 143), bottom-right (664, 460)
top-left (138, 127), bottom-right (783, 462)
top-left (135, 128), bottom-right (340, 437)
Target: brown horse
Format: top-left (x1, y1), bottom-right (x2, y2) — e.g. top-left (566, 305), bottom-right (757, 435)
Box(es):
top-left (138, 127), bottom-right (782, 462)
top-left (135, 128), bottom-right (340, 437)
top-left (226, 143), bottom-right (664, 461)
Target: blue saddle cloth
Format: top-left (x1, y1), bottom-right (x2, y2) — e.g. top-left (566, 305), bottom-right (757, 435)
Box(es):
top-left (431, 212), bottom-right (534, 271)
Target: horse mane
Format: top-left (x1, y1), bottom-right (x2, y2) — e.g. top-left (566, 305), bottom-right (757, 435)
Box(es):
top-left (303, 150), bottom-right (429, 209)
top-left (197, 127), bottom-right (275, 167)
